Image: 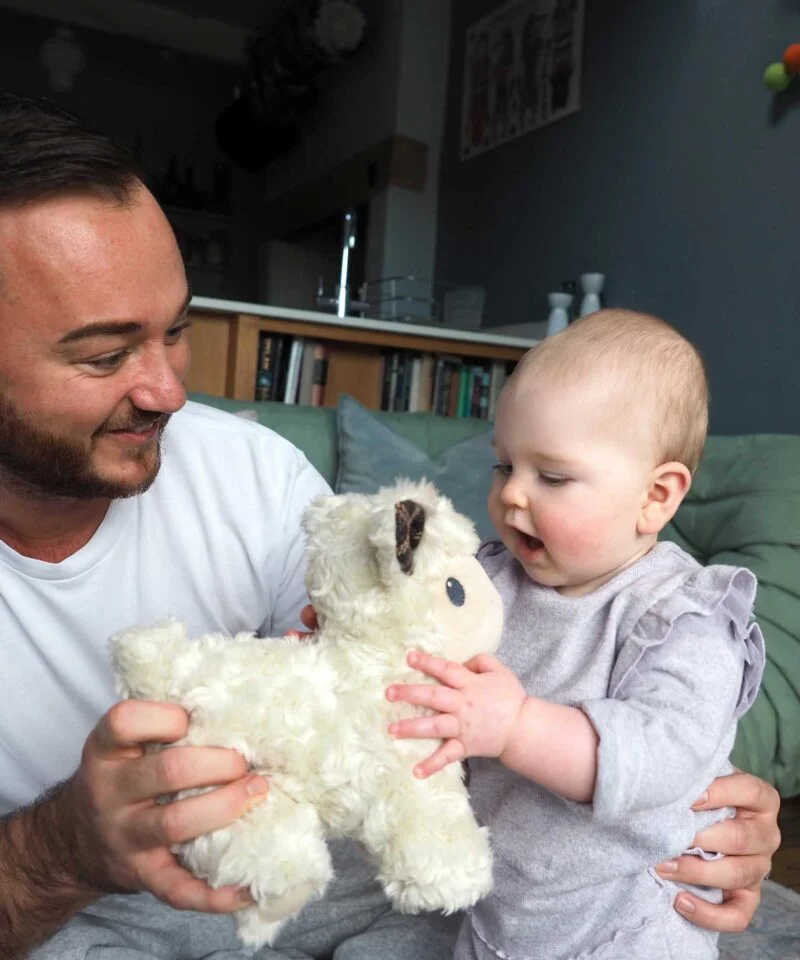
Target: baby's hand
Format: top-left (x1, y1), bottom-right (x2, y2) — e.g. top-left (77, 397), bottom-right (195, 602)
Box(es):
top-left (386, 651), bottom-right (526, 778)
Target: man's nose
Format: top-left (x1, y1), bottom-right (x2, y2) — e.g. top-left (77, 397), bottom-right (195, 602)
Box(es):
top-left (126, 346), bottom-right (186, 415)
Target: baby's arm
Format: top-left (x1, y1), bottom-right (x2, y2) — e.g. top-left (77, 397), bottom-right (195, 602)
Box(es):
top-left (387, 651), bottom-right (599, 802)
top-left (582, 603), bottom-right (751, 822)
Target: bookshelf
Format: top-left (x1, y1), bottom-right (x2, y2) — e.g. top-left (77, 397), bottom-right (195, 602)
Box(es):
top-left (184, 297), bottom-right (536, 413)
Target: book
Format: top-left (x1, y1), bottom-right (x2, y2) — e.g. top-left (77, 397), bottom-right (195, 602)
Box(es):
top-left (488, 361), bottom-right (508, 421)
top-left (298, 340), bottom-right (318, 406)
top-left (408, 356), bottom-right (422, 413)
top-left (271, 335), bottom-right (290, 402)
top-left (310, 343), bottom-right (329, 407)
top-left (254, 332), bottom-right (274, 402)
top-left (282, 338), bottom-right (304, 404)
top-left (418, 354), bottom-right (435, 413)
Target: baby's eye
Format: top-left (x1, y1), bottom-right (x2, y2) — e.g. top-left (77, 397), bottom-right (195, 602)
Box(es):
top-left (445, 577), bottom-right (466, 607)
top-left (538, 473), bottom-right (569, 487)
top-left (493, 462), bottom-right (512, 477)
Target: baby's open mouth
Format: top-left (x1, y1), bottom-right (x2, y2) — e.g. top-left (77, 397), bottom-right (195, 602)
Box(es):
top-left (519, 533), bottom-right (544, 551)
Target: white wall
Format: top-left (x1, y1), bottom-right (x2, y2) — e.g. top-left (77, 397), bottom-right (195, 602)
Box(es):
top-left (382, 0), bottom-right (451, 285)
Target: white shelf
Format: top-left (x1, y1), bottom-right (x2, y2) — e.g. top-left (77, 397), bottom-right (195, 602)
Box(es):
top-left (190, 296), bottom-right (538, 350)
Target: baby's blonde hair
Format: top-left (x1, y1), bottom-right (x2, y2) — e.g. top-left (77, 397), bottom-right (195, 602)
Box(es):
top-left (515, 309), bottom-right (709, 474)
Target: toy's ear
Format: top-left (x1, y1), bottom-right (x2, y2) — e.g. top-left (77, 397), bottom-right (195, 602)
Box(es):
top-left (395, 499), bottom-right (426, 574)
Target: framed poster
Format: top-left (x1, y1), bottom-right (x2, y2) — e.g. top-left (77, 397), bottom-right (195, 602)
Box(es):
top-left (460, 0), bottom-right (585, 161)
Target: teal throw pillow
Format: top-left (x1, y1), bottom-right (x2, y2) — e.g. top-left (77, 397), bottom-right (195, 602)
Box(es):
top-left (335, 394), bottom-right (496, 539)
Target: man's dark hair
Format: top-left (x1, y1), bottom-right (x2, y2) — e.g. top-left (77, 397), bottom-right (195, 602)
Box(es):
top-left (0, 94), bottom-right (144, 209)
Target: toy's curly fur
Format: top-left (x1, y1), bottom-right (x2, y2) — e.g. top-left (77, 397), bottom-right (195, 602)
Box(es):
top-left (112, 480), bottom-right (503, 946)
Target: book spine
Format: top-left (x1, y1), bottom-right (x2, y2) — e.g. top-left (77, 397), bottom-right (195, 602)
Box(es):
top-left (282, 338), bottom-right (304, 404)
top-left (310, 343), bottom-right (329, 407)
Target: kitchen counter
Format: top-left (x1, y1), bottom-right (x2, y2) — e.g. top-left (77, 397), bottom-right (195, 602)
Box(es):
top-left (191, 296), bottom-right (537, 350)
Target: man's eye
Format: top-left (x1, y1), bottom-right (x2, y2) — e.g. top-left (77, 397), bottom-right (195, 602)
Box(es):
top-left (493, 463), bottom-right (512, 476)
top-left (166, 320), bottom-right (192, 343)
top-left (539, 473), bottom-right (569, 487)
top-left (83, 351), bottom-right (128, 372)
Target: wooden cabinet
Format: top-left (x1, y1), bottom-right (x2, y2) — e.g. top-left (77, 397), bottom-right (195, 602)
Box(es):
top-left (184, 300), bottom-right (534, 411)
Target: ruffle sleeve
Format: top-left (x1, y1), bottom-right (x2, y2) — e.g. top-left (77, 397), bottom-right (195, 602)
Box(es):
top-left (608, 564), bottom-right (765, 716)
top-left (582, 564), bottom-right (765, 823)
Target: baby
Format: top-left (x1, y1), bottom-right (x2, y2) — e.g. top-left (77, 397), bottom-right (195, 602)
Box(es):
top-left (387, 309), bottom-right (765, 960)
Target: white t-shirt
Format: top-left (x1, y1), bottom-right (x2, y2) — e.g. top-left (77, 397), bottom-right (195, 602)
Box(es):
top-left (0, 401), bottom-right (331, 815)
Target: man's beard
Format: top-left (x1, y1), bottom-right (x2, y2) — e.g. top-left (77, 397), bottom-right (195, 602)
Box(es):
top-left (0, 391), bottom-right (170, 500)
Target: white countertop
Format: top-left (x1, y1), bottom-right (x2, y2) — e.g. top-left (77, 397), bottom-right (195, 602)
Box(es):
top-left (191, 296), bottom-right (538, 350)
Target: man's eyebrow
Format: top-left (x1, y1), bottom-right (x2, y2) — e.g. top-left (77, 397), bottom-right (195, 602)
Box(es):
top-left (57, 290), bottom-right (192, 346)
top-left (57, 320), bottom-right (142, 345)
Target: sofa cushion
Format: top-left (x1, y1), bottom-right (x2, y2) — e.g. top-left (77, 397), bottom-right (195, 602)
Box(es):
top-left (661, 434), bottom-right (800, 797)
top-left (335, 394), bottom-right (496, 539)
top-left (187, 393), bottom-right (339, 485)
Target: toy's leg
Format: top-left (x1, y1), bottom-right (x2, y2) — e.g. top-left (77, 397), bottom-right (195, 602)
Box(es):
top-left (360, 782), bottom-right (493, 916)
top-left (181, 786), bottom-right (333, 948)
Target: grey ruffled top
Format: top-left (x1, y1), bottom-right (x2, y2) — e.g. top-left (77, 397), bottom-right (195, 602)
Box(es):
top-left (465, 540), bottom-right (765, 960)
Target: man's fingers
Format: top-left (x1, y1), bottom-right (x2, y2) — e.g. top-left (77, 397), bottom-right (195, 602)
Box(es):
top-left (93, 701), bottom-right (190, 755)
top-left (413, 740), bottom-right (466, 779)
top-left (386, 682), bottom-right (462, 713)
top-left (116, 746), bottom-right (252, 805)
top-left (406, 652), bottom-right (468, 688)
top-left (657, 853), bottom-right (772, 892)
top-left (140, 853), bottom-right (254, 913)
top-left (124, 774), bottom-right (269, 848)
top-left (695, 771), bottom-right (780, 818)
top-left (388, 714), bottom-right (461, 741)
top-left (694, 814), bottom-right (780, 859)
top-left (673, 886), bottom-right (761, 934)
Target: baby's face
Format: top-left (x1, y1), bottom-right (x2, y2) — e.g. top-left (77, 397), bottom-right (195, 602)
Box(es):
top-left (488, 372), bottom-right (656, 596)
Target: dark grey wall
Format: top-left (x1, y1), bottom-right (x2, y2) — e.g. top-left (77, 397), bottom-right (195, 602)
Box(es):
top-left (436, 0), bottom-right (800, 434)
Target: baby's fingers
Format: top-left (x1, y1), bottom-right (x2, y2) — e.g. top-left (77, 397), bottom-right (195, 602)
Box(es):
top-left (406, 651), bottom-right (469, 688)
top-left (386, 682), bottom-right (462, 713)
top-left (412, 739), bottom-right (466, 779)
top-left (388, 714), bottom-right (461, 741)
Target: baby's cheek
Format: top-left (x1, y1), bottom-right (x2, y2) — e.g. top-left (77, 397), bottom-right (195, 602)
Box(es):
top-left (549, 511), bottom-right (608, 555)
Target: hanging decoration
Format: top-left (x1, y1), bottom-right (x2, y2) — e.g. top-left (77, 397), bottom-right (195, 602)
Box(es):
top-left (216, 0), bottom-right (367, 172)
top-left (763, 43), bottom-right (800, 94)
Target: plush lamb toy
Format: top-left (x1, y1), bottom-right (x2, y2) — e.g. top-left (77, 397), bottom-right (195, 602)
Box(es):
top-left (111, 480), bottom-right (503, 947)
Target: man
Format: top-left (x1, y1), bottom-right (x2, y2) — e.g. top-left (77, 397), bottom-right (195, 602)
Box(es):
top-left (0, 95), bottom-right (780, 960)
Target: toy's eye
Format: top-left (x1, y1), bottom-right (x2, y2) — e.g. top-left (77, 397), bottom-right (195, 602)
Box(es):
top-left (446, 577), bottom-right (465, 607)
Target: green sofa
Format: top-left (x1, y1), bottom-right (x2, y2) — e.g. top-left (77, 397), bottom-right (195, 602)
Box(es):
top-left (188, 392), bottom-right (800, 798)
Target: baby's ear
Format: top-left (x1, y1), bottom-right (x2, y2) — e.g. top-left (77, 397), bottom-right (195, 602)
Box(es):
top-left (638, 462), bottom-right (692, 535)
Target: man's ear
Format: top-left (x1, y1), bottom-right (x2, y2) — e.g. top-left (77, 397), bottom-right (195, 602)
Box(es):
top-left (638, 462), bottom-right (692, 536)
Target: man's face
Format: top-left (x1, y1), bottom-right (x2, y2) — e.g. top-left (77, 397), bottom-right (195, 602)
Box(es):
top-left (0, 186), bottom-right (190, 500)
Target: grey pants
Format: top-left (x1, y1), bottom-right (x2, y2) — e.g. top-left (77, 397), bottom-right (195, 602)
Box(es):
top-left (28, 843), bottom-right (460, 960)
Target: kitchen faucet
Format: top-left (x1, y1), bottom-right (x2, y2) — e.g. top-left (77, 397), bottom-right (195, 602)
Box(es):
top-left (315, 207), bottom-right (370, 317)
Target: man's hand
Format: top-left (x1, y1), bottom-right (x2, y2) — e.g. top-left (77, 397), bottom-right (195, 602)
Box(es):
top-left (65, 699), bottom-right (268, 912)
top-left (386, 651), bottom-right (527, 777)
top-left (0, 700), bottom-right (269, 959)
top-left (656, 771), bottom-right (781, 933)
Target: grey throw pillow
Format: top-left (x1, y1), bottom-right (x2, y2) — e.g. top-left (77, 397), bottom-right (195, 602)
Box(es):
top-left (335, 394), bottom-right (496, 539)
